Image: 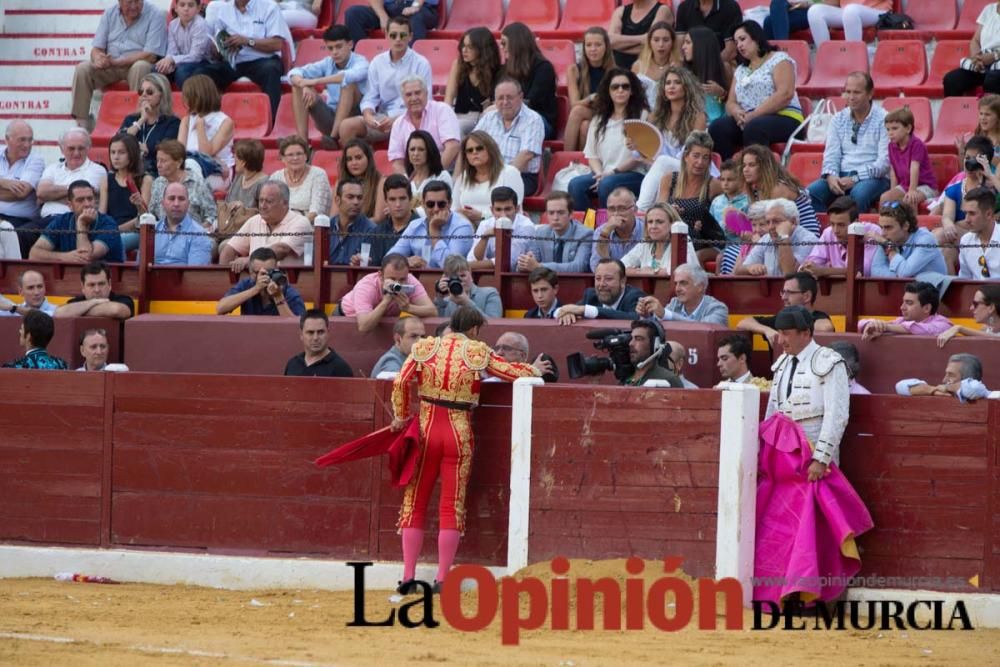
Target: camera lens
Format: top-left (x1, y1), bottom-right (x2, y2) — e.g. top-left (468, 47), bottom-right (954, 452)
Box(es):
top-left (966, 157), bottom-right (984, 171)
top-left (447, 276), bottom-right (463, 296)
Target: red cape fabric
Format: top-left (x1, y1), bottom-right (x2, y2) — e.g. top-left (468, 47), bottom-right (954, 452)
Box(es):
top-left (314, 418), bottom-right (420, 488)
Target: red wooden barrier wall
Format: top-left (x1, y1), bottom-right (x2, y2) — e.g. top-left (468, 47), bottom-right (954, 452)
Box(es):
top-left (1, 369), bottom-right (998, 593)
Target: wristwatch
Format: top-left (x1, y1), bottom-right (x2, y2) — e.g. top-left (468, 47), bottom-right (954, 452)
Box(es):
top-left (248, 38), bottom-right (256, 48)
top-left (8, 304), bottom-right (16, 314)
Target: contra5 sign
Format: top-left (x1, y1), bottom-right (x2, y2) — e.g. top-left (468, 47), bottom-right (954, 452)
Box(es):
top-left (346, 559), bottom-right (973, 645)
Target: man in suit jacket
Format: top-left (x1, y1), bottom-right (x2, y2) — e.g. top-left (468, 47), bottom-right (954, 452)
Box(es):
top-left (515, 191), bottom-right (593, 274)
top-left (524, 266), bottom-right (561, 319)
top-left (556, 258), bottom-right (646, 324)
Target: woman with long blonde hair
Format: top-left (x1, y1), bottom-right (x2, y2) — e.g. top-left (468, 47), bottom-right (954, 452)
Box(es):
top-left (632, 22), bottom-right (680, 109)
top-left (620, 202), bottom-right (698, 275)
top-left (655, 131), bottom-right (724, 264)
top-left (565, 27), bottom-right (616, 151)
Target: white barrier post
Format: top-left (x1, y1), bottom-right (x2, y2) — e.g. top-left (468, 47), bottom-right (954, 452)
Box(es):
top-left (507, 377), bottom-right (544, 574)
top-left (715, 382), bottom-right (761, 607)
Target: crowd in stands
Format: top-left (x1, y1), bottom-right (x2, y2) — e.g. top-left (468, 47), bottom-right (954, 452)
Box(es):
top-left (2, 0), bottom-right (1000, 392)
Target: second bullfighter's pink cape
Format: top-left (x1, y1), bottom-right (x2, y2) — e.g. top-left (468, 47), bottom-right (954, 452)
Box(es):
top-left (754, 413), bottom-right (874, 604)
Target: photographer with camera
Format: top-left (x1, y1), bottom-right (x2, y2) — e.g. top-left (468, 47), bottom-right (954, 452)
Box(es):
top-left (338, 253), bottom-right (436, 333)
top-left (216, 247), bottom-right (305, 316)
top-left (566, 318), bottom-right (682, 387)
top-left (434, 254), bottom-right (502, 318)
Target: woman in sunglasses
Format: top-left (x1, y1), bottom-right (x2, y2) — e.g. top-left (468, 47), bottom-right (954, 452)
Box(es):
top-left (566, 67), bottom-right (649, 212)
top-left (451, 131), bottom-right (523, 226)
top-left (937, 285), bottom-right (1000, 346)
top-left (119, 73), bottom-right (180, 177)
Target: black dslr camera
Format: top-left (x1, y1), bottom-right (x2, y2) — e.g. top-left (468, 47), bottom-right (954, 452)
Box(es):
top-left (567, 329), bottom-right (635, 383)
top-left (267, 268), bottom-right (288, 288)
top-left (437, 275), bottom-right (463, 296)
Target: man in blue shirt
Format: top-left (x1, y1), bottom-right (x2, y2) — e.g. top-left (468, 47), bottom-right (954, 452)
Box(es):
top-left (154, 182), bottom-right (213, 265)
top-left (2, 310), bottom-right (68, 370)
top-left (870, 201), bottom-right (948, 277)
top-left (329, 178), bottom-right (376, 265)
top-left (386, 180), bottom-right (473, 269)
top-left (288, 24), bottom-right (369, 150)
top-left (29, 180), bottom-right (124, 263)
top-left (346, 0), bottom-right (440, 44)
top-left (216, 246), bottom-right (306, 317)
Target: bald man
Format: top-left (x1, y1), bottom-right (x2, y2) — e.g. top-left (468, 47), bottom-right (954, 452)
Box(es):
top-left (668, 340), bottom-right (699, 389)
top-left (155, 181), bottom-right (213, 265)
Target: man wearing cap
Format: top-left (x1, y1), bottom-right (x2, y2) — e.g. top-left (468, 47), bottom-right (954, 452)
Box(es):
top-left (766, 305), bottom-right (850, 480)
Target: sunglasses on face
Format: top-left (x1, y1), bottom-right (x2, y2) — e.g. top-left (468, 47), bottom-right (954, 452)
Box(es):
top-left (610, 82), bottom-right (631, 91)
top-left (465, 144), bottom-right (485, 154)
top-left (850, 121), bottom-right (861, 144)
top-left (424, 200), bottom-right (449, 209)
top-left (139, 88), bottom-right (157, 95)
top-left (388, 32), bottom-right (409, 40)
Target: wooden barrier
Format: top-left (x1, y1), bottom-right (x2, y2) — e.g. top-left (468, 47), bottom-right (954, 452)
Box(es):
top-left (0, 226), bottom-right (988, 326)
top-left (0, 369), bottom-right (998, 591)
top-left (123, 315), bottom-right (737, 388)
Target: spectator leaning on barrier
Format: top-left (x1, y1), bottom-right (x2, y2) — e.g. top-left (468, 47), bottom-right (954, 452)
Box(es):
top-left (219, 181), bottom-right (312, 273)
top-left (958, 186), bottom-right (1000, 280)
top-left (0, 120), bottom-right (45, 238)
top-left (937, 285), bottom-right (1000, 346)
top-left (807, 72), bottom-right (889, 214)
top-left (557, 257), bottom-right (646, 325)
top-left (467, 186), bottom-right (536, 271)
top-left (30, 180), bottom-right (124, 264)
top-left (434, 254), bottom-right (503, 319)
top-left (736, 198), bottom-right (818, 277)
top-left (72, 0), bottom-right (167, 131)
top-left (516, 191), bottom-right (593, 274)
top-left (858, 281), bottom-right (954, 341)
top-left (524, 266), bottom-right (561, 319)
top-left (337, 252), bottom-right (436, 333)
top-left (284, 308), bottom-right (353, 378)
top-left (636, 262), bottom-right (730, 325)
top-left (154, 181), bottom-right (214, 265)
top-left (896, 353), bottom-right (990, 403)
top-left (56, 261), bottom-right (134, 320)
top-left (385, 180), bottom-right (474, 269)
top-left (737, 271), bottom-right (835, 346)
top-left (0, 270), bottom-right (57, 318)
top-left (288, 24), bottom-right (369, 151)
top-left (216, 247), bottom-right (305, 317)
top-left (370, 316), bottom-right (426, 378)
top-left (2, 310), bottom-right (67, 370)
top-left (869, 201), bottom-right (948, 277)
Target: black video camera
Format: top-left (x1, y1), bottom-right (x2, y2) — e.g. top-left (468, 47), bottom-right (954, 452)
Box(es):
top-left (267, 268), bottom-right (288, 288)
top-left (566, 328), bottom-right (635, 383)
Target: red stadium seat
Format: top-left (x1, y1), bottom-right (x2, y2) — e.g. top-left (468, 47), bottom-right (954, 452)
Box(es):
top-left (263, 149), bottom-right (283, 176)
top-left (871, 41), bottom-right (927, 94)
top-left (880, 0), bottom-right (956, 39)
top-left (411, 39), bottom-right (457, 92)
top-left (917, 214), bottom-right (942, 230)
top-left (87, 145), bottom-right (109, 170)
top-left (798, 41), bottom-right (868, 97)
top-left (373, 149), bottom-right (393, 174)
top-left (335, 0), bottom-right (368, 25)
top-left (543, 95), bottom-right (570, 152)
top-left (354, 39), bottom-right (389, 63)
top-left (939, 0), bottom-right (992, 39)
top-left (311, 150), bottom-right (341, 187)
top-left (786, 152), bottom-right (824, 187)
top-left (293, 37), bottom-right (328, 69)
top-left (545, 0), bottom-right (617, 40)
top-left (905, 40), bottom-right (968, 97)
top-left (523, 150), bottom-right (585, 211)
top-left (539, 39), bottom-right (576, 91)
top-left (437, 0), bottom-right (504, 38)
top-left (223, 93), bottom-right (272, 141)
top-left (318, 0), bottom-right (333, 28)
top-left (881, 97), bottom-right (932, 143)
top-left (171, 91), bottom-right (188, 118)
top-left (772, 40), bottom-right (811, 85)
top-left (928, 97), bottom-right (979, 152)
top-left (92, 91), bottom-right (138, 146)
top-left (928, 154), bottom-right (960, 192)
top-left (267, 94), bottom-right (323, 148)
top-left (505, 0), bottom-right (560, 32)
top-left (737, 0), bottom-right (769, 8)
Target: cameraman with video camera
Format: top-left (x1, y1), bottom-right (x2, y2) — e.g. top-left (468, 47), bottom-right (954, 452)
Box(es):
top-left (567, 318), bottom-right (682, 387)
top-left (434, 254), bottom-right (503, 318)
top-left (216, 247), bottom-right (306, 317)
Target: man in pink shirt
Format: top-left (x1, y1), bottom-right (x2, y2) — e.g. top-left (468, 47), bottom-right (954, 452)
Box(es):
top-left (386, 75), bottom-right (460, 173)
top-left (799, 196), bottom-right (880, 277)
top-left (858, 281), bottom-right (953, 340)
top-left (219, 181), bottom-right (312, 273)
top-left (338, 252), bottom-right (437, 333)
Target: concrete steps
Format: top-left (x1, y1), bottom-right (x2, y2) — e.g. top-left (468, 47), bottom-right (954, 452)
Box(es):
top-left (0, 35), bottom-right (91, 61)
top-left (0, 90), bottom-right (74, 116)
top-left (2, 13), bottom-right (105, 36)
top-left (0, 64), bottom-right (76, 88)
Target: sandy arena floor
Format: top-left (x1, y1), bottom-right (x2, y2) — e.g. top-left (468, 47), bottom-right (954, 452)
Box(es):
top-left (1, 559), bottom-right (998, 667)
